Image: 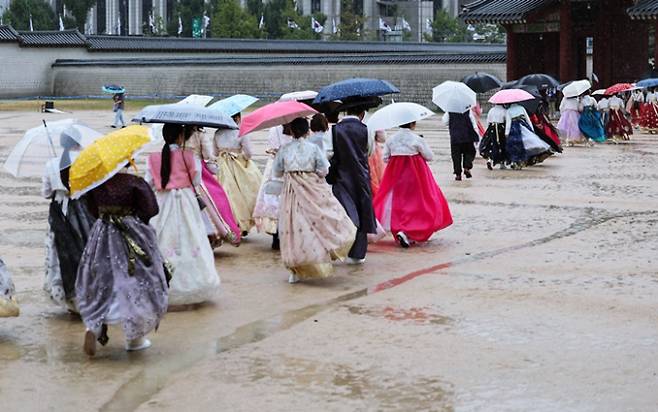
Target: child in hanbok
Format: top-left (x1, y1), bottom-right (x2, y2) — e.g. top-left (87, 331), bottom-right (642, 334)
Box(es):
top-left (578, 92), bottom-right (606, 143)
top-left (373, 122), bottom-right (453, 248)
top-left (505, 104), bottom-right (552, 169)
top-left (147, 124), bottom-right (220, 308)
top-left (479, 104), bottom-right (507, 169)
top-left (43, 129), bottom-right (95, 312)
top-left (76, 167), bottom-right (169, 356)
top-left (213, 114), bottom-right (263, 236)
top-left (253, 124), bottom-right (293, 250)
top-left (0, 258), bottom-right (19, 317)
top-left (273, 118), bottom-right (356, 284)
top-left (606, 94), bottom-right (634, 141)
top-left (557, 95), bottom-right (584, 145)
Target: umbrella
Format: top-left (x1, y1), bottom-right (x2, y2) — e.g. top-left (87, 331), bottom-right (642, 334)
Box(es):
top-left (208, 94), bottom-right (259, 117)
top-left (636, 78), bottom-right (658, 89)
top-left (313, 78), bottom-right (400, 105)
top-left (557, 81), bottom-right (572, 91)
top-left (562, 79), bottom-right (591, 98)
top-left (591, 89), bottom-right (607, 96)
top-left (517, 73), bottom-right (559, 89)
top-left (366, 102), bottom-right (435, 134)
top-left (461, 72), bottom-right (502, 93)
top-left (604, 83), bottom-right (634, 95)
top-left (176, 94), bottom-right (214, 107)
top-left (102, 84), bottom-right (125, 94)
top-left (133, 104), bottom-right (238, 129)
top-left (500, 80), bottom-right (519, 89)
top-left (3, 119), bottom-right (102, 178)
top-left (279, 90), bottom-right (318, 102)
top-left (239, 101), bottom-right (317, 137)
top-left (432, 81), bottom-right (477, 113)
top-left (488, 89), bottom-right (536, 105)
top-left (69, 125), bottom-right (151, 199)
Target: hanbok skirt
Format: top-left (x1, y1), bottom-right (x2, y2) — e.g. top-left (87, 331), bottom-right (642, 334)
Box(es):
top-left (368, 143), bottom-right (385, 197)
top-left (606, 109), bottom-right (633, 140)
top-left (630, 101), bottom-right (643, 126)
top-left (507, 120), bottom-right (552, 165)
top-left (75, 215), bottom-right (168, 341)
top-left (531, 114), bottom-right (563, 152)
top-left (0, 258), bottom-right (19, 317)
top-left (373, 154), bottom-right (453, 243)
top-left (44, 198), bottom-right (95, 311)
top-left (278, 172), bottom-right (356, 279)
top-left (642, 103), bottom-right (658, 131)
top-left (478, 123), bottom-right (507, 165)
top-left (253, 157), bottom-right (282, 235)
top-left (557, 109), bottom-right (584, 142)
top-left (216, 151), bottom-right (263, 233)
top-left (640, 103), bottom-right (650, 129)
top-left (199, 161), bottom-right (240, 246)
top-left (578, 106), bottom-right (606, 142)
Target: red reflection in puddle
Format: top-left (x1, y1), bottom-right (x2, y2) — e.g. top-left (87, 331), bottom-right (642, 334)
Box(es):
top-left (368, 262), bottom-right (453, 294)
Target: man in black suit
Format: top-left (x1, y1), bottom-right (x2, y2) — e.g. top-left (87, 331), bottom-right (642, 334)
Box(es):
top-left (326, 106), bottom-right (377, 264)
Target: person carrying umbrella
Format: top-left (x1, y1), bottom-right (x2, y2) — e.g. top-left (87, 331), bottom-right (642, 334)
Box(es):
top-left (112, 93), bottom-right (126, 129)
top-left (607, 93), bottom-right (634, 142)
top-left (69, 126), bottom-right (170, 356)
top-left (273, 117), bottom-right (356, 283)
top-left (479, 104), bottom-right (508, 170)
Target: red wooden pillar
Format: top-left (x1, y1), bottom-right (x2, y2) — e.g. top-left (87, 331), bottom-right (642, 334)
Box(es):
top-left (559, 0), bottom-right (573, 81)
top-left (505, 25), bottom-right (518, 81)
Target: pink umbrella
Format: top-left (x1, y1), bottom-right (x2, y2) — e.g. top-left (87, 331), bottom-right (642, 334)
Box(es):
top-left (239, 101), bottom-right (317, 137)
top-left (488, 89), bottom-right (536, 105)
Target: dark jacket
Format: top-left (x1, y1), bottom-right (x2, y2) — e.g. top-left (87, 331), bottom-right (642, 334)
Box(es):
top-left (326, 118), bottom-right (377, 234)
top-left (448, 112), bottom-right (479, 144)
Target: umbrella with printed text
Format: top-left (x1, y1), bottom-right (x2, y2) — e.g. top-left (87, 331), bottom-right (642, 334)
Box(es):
top-left (133, 104), bottom-right (238, 129)
top-left (239, 101), bottom-right (317, 137)
top-left (176, 94), bottom-right (214, 107)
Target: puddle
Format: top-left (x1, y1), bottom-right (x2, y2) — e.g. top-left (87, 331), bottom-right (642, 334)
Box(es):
top-left (346, 305), bottom-right (452, 326)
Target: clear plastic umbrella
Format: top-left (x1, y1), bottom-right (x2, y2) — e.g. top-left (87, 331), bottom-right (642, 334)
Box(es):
top-left (3, 119), bottom-right (102, 178)
top-left (208, 94), bottom-right (259, 116)
top-left (175, 94), bottom-right (214, 107)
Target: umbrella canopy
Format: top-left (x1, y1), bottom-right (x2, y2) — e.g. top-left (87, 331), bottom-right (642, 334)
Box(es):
top-left (3, 119), bottom-right (102, 178)
top-left (488, 89), bottom-right (536, 105)
top-left (500, 80), bottom-right (519, 89)
top-left (591, 89), bottom-right (607, 96)
top-left (279, 90), bottom-right (318, 102)
top-left (102, 84), bottom-right (125, 94)
top-left (461, 72), bottom-right (502, 93)
top-left (239, 101), bottom-right (317, 137)
top-left (366, 102), bottom-right (435, 134)
top-left (133, 104), bottom-right (238, 129)
top-left (562, 79), bottom-right (591, 98)
top-left (432, 81), bottom-right (477, 113)
top-left (176, 94), bottom-right (214, 107)
top-left (69, 125), bottom-right (151, 199)
top-left (605, 83), bottom-right (635, 95)
top-left (517, 73), bottom-right (559, 89)
top-left (636, 78), bottom-right (658, 89)
top-left (208, 94), bottom-right (259, 117)
top-left (313, 78), bottom-right (400, 105)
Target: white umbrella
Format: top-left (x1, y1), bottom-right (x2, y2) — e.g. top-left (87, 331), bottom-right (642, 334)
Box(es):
top-left (562, 79), bottom-right (591, 98)
top-left (432, 81), bottom-right (477, 113)
top-left (278, 90), bottom-right (318, 102)
top-left (591, 89), bottom-right (607, 96)
top-left (176, 94), bottom-right (214, 107)
top-left (366, 102), bottom-right (435, 136)
top-left (133, 104), bottom-right (238, 129)
top-left (3, 119), bottom-right (102, 178)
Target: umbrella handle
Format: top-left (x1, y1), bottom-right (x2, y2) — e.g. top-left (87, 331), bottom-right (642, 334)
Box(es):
top-left (42, 119), bottom-right (57, 158)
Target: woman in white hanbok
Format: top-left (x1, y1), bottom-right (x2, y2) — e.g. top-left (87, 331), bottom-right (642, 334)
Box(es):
top-left (147, 124), bottom-right (220, 308)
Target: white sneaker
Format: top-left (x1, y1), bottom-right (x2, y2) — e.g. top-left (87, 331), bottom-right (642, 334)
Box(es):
top-left (345, 257), bottom-right (366, 265)
top-left (288, 274), bottom-right (300, 284)
top-left (126, 337), bottom-right (152, 352)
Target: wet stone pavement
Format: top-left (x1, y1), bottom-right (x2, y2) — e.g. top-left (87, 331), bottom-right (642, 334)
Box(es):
top-left (1, 110), bottom-right (657, 411)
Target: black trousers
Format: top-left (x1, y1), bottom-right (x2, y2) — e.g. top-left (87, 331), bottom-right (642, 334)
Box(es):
top-left (348, 230), bottom-right (368, 260)
top-left (451, 142), bottom-right (476, 175)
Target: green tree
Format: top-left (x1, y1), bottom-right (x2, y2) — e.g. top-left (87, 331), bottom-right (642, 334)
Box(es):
top-left (212, 0), bottom-right (260, 38)
top-left (471, 23), bottom-right (505, 43)
top-left (2, 0), bottom-right (56, 31)
top-left (430, 8), bottom-right (467, 42)
top-left (333, 0), bottom-right (365, 40)
top-left (168, 0), bottom-right (210, 37)
top-left (63, 0), bottom-right (95, 32)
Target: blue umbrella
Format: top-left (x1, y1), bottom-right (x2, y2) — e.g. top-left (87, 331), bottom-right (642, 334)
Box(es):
top-left (636, 78), bottom-right (658, 89)
top-left (207, 94), bottom-right (259, 117)
top-left (102, 84), bottom-right (125, 94)
top-left (313, 78), bottom-right (400, 105)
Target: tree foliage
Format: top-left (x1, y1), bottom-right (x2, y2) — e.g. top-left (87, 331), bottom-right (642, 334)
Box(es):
top-left (1, 0), bottom-right (55, 31)
top-left (333, 0), bottom-right (365, 40)
top-left (63, 0), bottom-right (95, 32)
top-left (167, 0), bottom-right (210, 37)
top-left (430, 8), bottom-right (467, 42)
top-left (212, 0), bottom-right (260, 38)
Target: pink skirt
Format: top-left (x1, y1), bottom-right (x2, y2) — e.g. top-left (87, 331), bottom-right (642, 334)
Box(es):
top-left (200, 162), bottom-right (241, 245)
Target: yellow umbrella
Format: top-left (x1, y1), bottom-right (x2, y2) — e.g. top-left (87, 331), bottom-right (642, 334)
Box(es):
top-left (70, 125), bottom-right (151, 199)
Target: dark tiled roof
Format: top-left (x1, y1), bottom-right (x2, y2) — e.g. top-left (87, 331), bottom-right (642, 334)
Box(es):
top-left (53, 53), bottom-right (507, 67)
top-left (460, 0), bottom-right (557, 23)
top-left (17, 30), bottom-right (87, 47)
top-left (0, 25), bottom-right (19, 42)
top-left (627, 0), bottom-right (658, 19)
top-left (86, 35), bottom-right (506, 54)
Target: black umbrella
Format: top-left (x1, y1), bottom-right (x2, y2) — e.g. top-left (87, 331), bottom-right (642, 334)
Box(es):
top-left (500, 80), bottom-right (519, 89)
top-left (461, 72), bottom-right (503, 93)
top-left (517, 73), bottom-right (559, 89)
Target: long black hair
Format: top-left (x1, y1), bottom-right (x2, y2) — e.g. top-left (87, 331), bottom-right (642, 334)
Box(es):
top-left (161, 123), bottom-right (184, 188)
